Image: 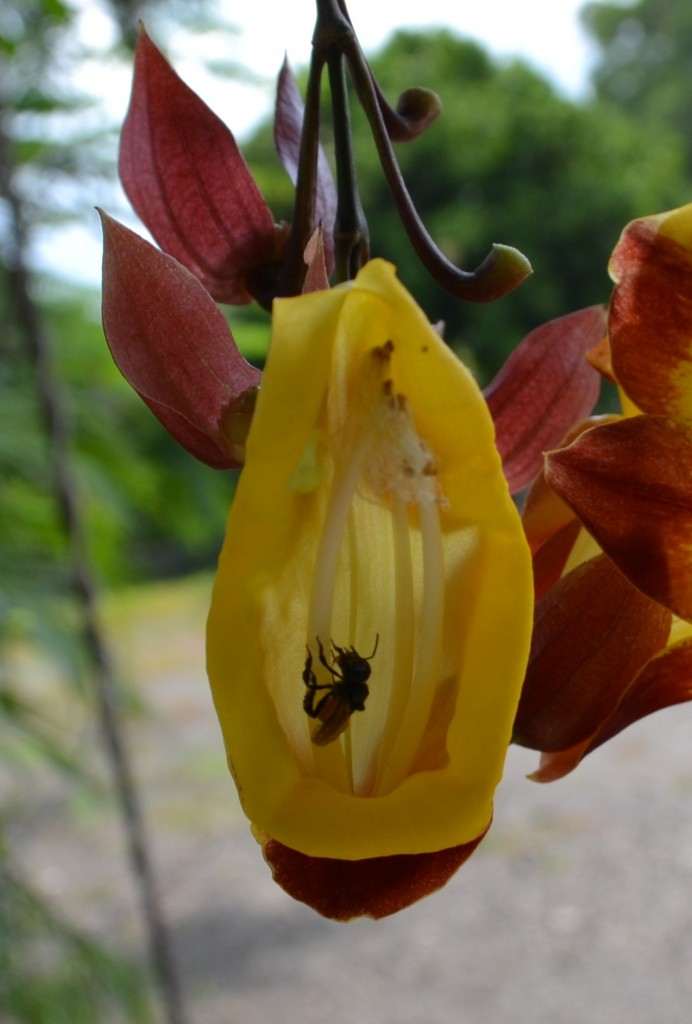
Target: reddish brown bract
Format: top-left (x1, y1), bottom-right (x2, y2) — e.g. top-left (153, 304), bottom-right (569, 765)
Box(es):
top-left (484, 306), bottom-right (605, 493)
top-left (120, 27), bottom-right (278, 304)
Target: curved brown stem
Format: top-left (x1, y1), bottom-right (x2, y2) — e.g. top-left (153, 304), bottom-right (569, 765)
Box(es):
top-left (341, 28), bottom-right (531, 302)
top-left (327, 47), bottom-right (370, 280)
top-left (278, 44), bottom-right (325, 295)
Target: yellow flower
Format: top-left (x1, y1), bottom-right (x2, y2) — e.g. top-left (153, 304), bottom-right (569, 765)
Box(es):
top-left (207, 260), bottom-right (533, 870)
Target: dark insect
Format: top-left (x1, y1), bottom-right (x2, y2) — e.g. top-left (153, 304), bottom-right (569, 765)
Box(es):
top-left (302, 636), bottom-right (379, 746)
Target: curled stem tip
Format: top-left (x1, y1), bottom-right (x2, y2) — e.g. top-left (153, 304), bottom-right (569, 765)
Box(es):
top-left (462, 244), bottom-right (533, 303)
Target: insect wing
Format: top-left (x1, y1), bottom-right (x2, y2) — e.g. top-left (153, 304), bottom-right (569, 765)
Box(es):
top-left (311, 695), bottom-right (354, 746)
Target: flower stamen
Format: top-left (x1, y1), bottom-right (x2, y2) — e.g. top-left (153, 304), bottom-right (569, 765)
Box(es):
top-left (300, 337), bottom-right (448, 795)
top-left (378, 496), bottom-right (445, 792)
top-left (300, 346), bottom-right (392, 784)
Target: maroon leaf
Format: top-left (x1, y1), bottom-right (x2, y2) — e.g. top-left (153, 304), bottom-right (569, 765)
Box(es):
top-left (100, 211), bottom-right (261, 468)
top-left (514, 554), bottom-right (671, 752)
top-left (484, 306), bottom-right (605, 493)
top-left (274, 59), bottom-right (336, 271)
top-left (263, 828), bottom-right (488, 921)
top-left (546, 415), bottom-right (692, 621)
top-left (120, 28), bottom-right (276, 304)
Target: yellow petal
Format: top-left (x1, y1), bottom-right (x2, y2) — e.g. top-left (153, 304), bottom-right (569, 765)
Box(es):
top-left (207, 259), bottom-right (533, 859)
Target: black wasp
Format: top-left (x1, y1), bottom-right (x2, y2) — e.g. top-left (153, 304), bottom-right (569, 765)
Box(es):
top-left (302, 636), bottom-right (379, 746)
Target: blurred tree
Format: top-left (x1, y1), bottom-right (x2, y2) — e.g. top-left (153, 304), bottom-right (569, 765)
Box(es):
top-left (0, 1), bottom-right (239, 1021)
top-left (0, 0), bottom-right (242, 584)
top-left (364, 31), bottom-right (687, 379)
top-left (0, 855), bottom-right (152, 1024)
top-left (245, 29), bottom-right (686, 381)
top-left (582, 0), bottom-right (692, 171)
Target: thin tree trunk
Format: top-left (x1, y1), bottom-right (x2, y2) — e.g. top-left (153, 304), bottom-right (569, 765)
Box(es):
top-left (0, 120), bottom-right (189, 1024)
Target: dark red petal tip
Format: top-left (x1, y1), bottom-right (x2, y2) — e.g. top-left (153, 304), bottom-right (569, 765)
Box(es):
top-left (263, 830), bottom-right (488, 921)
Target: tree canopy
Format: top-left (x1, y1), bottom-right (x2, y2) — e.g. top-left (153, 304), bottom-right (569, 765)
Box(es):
top-left (583, 0), bottom-right (692, 173)
top-left (246, 28), bottom-right (687, 381)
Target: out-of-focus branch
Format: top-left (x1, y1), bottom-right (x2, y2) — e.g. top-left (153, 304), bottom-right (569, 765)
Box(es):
top-left (0, 113), bottom-right (188, 1024)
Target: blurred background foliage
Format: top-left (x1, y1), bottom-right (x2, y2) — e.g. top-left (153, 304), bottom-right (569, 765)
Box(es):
top-left (246, 23), bottom-right (687, 380)
top-left (2, 0), bottom-right (691, 1019)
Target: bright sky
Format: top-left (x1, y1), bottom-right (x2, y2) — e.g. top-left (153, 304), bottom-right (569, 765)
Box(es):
top-left (170, 0), bottom-right (596, 138)
top-left (233, 0), bottom-right (593, 92)
top-left (52, 0), bottom-right (598, 284)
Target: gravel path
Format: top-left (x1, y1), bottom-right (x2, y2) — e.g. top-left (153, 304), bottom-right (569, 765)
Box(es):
top-left (8, 580), bottom-right (692, 1023)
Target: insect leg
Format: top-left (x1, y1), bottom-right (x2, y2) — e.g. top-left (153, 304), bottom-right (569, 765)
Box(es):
top-left (302, 644), bottom-right (338, 717)
top-left (302, 645), bottom-right (315, 687)
top-left (303, 684), bottom-right (336, 718)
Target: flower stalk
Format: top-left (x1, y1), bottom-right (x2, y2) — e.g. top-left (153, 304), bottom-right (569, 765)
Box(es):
top-left (277, 37), bottom-right (325, 295)
top-left (281, 0), bottom-right (530, 297)
top-left (326, 47), bottom-right (370, 280)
